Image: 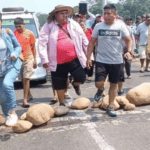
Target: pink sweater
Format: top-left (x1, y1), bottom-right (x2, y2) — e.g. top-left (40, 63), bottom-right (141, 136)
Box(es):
top-left (38, 19), bottom-right (88, 71)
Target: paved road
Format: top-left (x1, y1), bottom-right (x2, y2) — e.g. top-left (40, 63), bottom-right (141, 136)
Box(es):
top-left (1, 59), bottom-right (150, 150)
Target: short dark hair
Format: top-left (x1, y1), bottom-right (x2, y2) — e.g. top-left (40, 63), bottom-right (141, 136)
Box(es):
top-left (104, 4), bottom-right (116, 12)
top-left (125, 17), bottom-right (133, 21)
top-left (14, 17), bottom-right (24, 25)
top-left (0, 13), bottom-right (2, 22)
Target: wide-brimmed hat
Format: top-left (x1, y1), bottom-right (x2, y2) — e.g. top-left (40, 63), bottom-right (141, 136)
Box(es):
top-left (47, 5), bottom-right (73, 23)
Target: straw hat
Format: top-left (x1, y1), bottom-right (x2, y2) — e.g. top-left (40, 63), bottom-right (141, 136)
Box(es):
top-left (47, 5), bottom-right (73, 23)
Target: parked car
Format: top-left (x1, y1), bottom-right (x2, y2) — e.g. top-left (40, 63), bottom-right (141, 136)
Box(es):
top-left (1, 7), bottom-right (47, 84)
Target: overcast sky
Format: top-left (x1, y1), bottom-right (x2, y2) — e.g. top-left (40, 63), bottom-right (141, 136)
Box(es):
top-left (0, 0), bottom-right (119, 14)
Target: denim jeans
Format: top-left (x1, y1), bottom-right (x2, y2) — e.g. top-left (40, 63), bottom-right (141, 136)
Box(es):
top-left (0, 67), bottom-right (20, 116)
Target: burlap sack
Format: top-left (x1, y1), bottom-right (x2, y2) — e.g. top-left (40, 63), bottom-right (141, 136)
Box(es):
top-left (100, 96), bottom-right (120, 110)
top-left (20, 113), bottom-right (27, 120)
top-left (26, 103), bottom-right (54, 126)
top-left (0, 114), bottom-right (5, 126)
top-left (71, 97), bottom-right (90, 110)
top-left (115, 96), bottom-right (135, 110)
top-left (54, 106), bottom-right (70, 117)
top-left (126, 83), bottom-right (150, 106)
top-left (12, 120), bottom-right (33, 133)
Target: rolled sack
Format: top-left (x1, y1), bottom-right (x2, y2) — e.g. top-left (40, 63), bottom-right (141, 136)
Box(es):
top-left (115, 96), bottom-right (135, 111)
top-left (71, 97), bottom-right (90, 110)
top-left (20, 112), bottom-right (27, 120)
top-left (26, 103), bottom-right (54, 126)
top-left (12, 120), bottom-right (33, 133)
top-left (100, 96), bottom-right (120, 110)
top-left (126, 83), bottom-right (150, 106)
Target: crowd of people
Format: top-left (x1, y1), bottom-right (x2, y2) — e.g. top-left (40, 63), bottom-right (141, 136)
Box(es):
top-left (0, 3), bottom-right (150, 126)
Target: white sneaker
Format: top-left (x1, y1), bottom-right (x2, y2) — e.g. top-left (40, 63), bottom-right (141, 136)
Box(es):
top-left (5, 114), bottom-right (18, 126)
top-left (140, 67), bottom-right (144, 73)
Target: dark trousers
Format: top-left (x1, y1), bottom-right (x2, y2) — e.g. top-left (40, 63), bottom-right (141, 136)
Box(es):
top-left (85, 61), bottom-right (94, 77)
top-left (124, 57), bottom-right (131, 76)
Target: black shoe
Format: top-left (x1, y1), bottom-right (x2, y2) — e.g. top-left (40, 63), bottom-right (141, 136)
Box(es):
top-left (49, 100), bottom-right (58, 105)
top-left (94, 89), bottom-right (104, 102)
top-left (72, 82), bottom-right (81, 95)
top-left (118, 90), bottom-right (125, 96)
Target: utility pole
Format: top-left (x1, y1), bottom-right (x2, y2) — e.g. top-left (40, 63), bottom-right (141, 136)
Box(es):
top-left (102, 0), bottom-right (108, 8)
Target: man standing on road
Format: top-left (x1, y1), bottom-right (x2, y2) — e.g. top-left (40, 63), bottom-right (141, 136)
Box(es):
top-left (38, 5), bottom-right (88, 106)
top-left (135, 14), bottom-right (150, 72)
top-left (87, 4), bottom-right (132, 117)
top-left (14, 17), bottom-right (37, 107)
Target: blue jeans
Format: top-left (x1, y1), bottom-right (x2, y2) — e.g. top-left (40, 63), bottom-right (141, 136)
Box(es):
top-left (0, 67), bottom-right (20, 116)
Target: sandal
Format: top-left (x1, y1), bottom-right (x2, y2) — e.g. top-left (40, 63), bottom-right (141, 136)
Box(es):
top-left (64, 93), bottom-right (72, 99)
top-left (22, 102), bottom-right (30, 108)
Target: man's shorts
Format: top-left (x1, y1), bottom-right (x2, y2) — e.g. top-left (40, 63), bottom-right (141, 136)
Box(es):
top-left (139, 46), bottom-right (150, 59)
top-left (18, 59), bottom-right (34, 80)
top-left (51, 58), bottom-right (86, 90)
top-left (95, 62), bottom-right (122, 84)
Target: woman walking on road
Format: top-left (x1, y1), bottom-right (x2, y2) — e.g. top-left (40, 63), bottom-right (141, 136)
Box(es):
top-left (0, 13), bottom-right (22, 126)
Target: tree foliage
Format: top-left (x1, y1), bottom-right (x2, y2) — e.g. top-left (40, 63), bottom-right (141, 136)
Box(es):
top-left (37, 13), bottom-right (48, 27)
top-left (115, 0), bottom-right (150, 20)
top-left (82, 0), bottom-right (150, 20)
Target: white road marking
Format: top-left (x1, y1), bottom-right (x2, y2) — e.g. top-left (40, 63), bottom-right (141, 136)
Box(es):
top-left (66, 98), bottom-right (115, 150)
top-left (84, 122), bottom-right (115, 150)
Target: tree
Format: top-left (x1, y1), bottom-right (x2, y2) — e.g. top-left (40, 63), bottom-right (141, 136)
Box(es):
top-left (36, 13), bottom-right (48, 27)
top-left (114, 0), bottom-right (150, 20)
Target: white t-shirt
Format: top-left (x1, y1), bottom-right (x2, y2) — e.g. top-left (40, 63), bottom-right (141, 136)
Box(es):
top-left (92, 20), bottom-right (130, 64)
top-left (136, 22), bottom-right (149, 46)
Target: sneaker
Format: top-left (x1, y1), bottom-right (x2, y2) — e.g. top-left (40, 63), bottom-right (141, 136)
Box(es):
top-left (94, 89), bottom-right (104, 102)
top-left (127, 75), bottom-right (131, 79)
top-left (106, 107), bottom-right (117, 117)
top-left (87, 77), bottom-right (92, 81)
top-left (5, 114), bottom-right (18, 126)
top-left (145, 68), bottom-right (150, 72)
top-left (139, 67), bottom-right (144, 73)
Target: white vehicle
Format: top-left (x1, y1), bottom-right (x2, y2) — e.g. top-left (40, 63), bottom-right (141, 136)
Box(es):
top-left (1, 7), bottom-right (47, 84)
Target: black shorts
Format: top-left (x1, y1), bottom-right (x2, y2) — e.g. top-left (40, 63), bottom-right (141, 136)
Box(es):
top-left (95, 62), bottom-right (123, 84)
top-left (51, 58), bottom-right (86, 90)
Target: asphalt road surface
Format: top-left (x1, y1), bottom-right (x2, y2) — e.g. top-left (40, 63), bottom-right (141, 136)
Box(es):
top-left (1, 59), bottom-right (150, 150)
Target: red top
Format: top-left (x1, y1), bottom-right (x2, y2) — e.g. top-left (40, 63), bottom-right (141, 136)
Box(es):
top-left (57, 23), bottom-right (77, 64)
top-left (84, 28), bottom-right (93, 41)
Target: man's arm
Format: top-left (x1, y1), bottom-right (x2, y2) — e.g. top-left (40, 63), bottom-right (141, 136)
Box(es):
top-left (87, 37), bottom-right (97, 69)
top-left (123, 36), bottom-right (132, 60)
top-left (135, 34), bottom-right (139, 46)
top-left (31, 43), bottom-right (37, 68)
